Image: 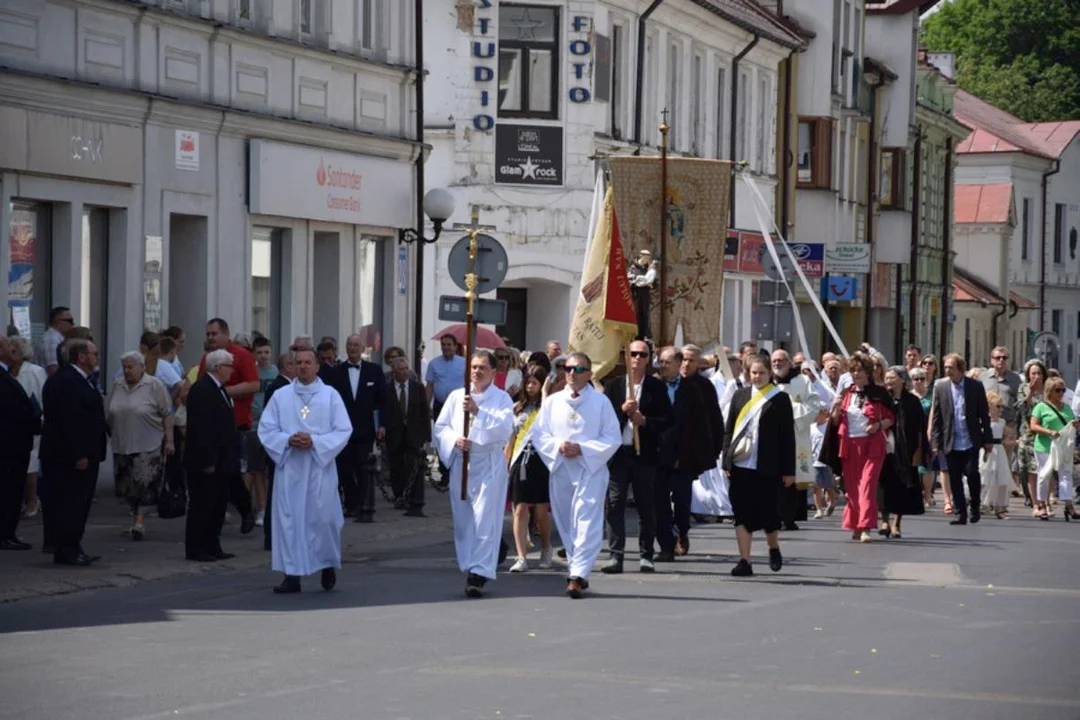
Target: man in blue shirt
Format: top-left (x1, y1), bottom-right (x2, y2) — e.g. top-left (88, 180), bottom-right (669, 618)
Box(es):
top-left (426, 334), bottom-right (466, 487)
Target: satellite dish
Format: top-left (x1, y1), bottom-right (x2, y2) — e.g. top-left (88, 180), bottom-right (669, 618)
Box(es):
top-left (1032, 332), bottom-right (1060, 368)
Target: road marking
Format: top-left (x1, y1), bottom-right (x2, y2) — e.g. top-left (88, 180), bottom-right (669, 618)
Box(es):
top-left (119, 679), bottom-right (347, 719)
top-left (421, 666), bottom-right (1075, 708)
top-left (884, 562), bottom-right (967, 586)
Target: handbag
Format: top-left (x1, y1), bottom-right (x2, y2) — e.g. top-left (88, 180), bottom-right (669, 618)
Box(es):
top-left (157, 455), bottom-right (187, 519)
top-left (729, 428), bottom-right (754, 463)
top-left (885, 430), bottom-right (896, 455)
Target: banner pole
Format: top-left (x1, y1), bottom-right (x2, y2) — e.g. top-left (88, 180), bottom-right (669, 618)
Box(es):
top-left (658, 110), bottom-right (670, 346)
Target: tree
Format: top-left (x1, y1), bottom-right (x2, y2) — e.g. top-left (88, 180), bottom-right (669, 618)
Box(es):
top-left (921, 0), bottom-right (1080, 122)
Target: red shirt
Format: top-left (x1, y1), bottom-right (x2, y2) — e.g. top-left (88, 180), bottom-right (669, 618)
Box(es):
top-left (198, 342), bottom-right (259, 429)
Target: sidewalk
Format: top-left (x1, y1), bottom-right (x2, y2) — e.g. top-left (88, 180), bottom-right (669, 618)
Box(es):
top-left (0, 463), bottom-right (455, 604)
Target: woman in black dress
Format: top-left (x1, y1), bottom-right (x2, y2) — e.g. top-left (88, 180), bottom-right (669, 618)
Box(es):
top-left (722, 357), bottom-right (796, 577)
top-left (879, 366), bottom-right (927, 538)
top-left (506, 364), bottom-right (553, 572)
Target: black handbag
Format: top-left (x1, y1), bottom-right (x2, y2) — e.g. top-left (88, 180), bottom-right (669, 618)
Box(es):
top-left (157, 455), bottom-right (187, 519)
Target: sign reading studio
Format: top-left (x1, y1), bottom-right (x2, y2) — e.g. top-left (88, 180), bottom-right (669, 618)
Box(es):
top-left (495, 124), bottom-right (563, 186)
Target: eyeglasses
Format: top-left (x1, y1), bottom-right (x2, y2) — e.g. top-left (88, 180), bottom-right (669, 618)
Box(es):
top-left (629, 351), bottom-right (650, 358)
top-left (921, 360), bottom-right (935, 366)
top-left (912, 376), bottom-right (926, 381)
top-left (495, 354), bottom-right (510, 360)
top-left (992, 355), bottom-right (1008, 361)
top-left (565, 365), bottom-right (590, 374)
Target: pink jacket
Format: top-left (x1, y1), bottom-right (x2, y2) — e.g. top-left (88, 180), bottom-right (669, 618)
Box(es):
top-left (837, 388), bottom-right (895, 460)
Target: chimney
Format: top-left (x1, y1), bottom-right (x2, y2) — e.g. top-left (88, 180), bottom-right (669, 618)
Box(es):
top-left (926, 52), bottom-right (956, 81)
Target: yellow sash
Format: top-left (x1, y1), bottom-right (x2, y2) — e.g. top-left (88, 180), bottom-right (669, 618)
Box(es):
top-left (735, 382), bottom-right (776, 430)
top-left (512, 408), bottom-right (540, 459)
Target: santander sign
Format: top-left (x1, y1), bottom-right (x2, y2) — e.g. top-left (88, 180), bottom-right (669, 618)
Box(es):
top-left (316, 158), bottom-right (362, 211)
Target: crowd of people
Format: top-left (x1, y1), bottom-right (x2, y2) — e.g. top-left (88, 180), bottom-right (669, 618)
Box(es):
top-left (2, 311), bottom-right (1078, 600)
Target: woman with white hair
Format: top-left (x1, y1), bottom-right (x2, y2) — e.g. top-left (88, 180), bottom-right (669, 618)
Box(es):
top-left (9, 336), bottom-right (46, 517)
top-left (105, 351), bottom-right (175, 540)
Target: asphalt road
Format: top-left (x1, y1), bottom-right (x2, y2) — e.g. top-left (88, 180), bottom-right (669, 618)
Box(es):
top-left (2, 503), bottom-right (1079, 720)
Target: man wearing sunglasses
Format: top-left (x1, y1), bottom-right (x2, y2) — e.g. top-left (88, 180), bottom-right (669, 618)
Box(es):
top-left (533, 352), bottom-right (621, 598)
top-left (978, 346), bottom-right (1021, 432)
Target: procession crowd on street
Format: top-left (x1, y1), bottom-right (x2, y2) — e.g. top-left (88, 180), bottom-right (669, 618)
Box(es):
top-left (3, 311), bottom-right (1079, 599)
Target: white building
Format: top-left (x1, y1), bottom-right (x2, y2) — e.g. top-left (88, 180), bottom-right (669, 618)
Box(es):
top-left (421, 0), bottom-right (801, 353)
top-left (952, 87), bottom-right (1080, 381)
top-left (0, 0), bottom-right (420, 373)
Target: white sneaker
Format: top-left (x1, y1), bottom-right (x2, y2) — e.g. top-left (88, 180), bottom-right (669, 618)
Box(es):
top-left (639, 558), bottom-right (655, 573)
top-left (255, 511), bottom-right (265, 527)
top-left (813, 509), bottom-right (824, 519)
top-left (509, 557), bottom-right (529, 573)
top-left (538, 547), bottom-right (553, 569)
top-left (859, 531), bottom-right (872, 543)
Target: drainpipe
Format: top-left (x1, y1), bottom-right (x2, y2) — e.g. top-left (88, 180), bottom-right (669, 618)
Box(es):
top-left (991, 301), bottom-right (1008, 349)
top-left (633, 0), bottom-right (666, 146)
top-left (729, 33), bottom-right (760, 230)
top-left (862, 81), bottom-right (880, 345)
top-left (1039, 159), bottom-right (1061, 331)
top-left (779, 48), bottom-right (796, 240)
top-left (412, 0), bottom-right (426, 373)
top-left (938, 136), bottom-right (952, 360)
top-left (907, 130), bottom-right (922, 345)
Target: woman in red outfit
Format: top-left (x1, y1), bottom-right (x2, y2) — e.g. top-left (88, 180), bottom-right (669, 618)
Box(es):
top-left (831, 353), bottom-right (895, 542)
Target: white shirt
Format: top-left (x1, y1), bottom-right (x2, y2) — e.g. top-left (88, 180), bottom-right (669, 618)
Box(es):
top-left (846, 400), bottom-right (870, 438)
top-left (347, 363), bottom-right (361, 397)
top-left (210, 373), bottom-right (233, 407)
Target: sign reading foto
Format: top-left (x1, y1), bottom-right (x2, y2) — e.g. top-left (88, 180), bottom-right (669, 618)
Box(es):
top-left (825, 243), bottom-right (871, 274)
top-left (248, 139), bottom-right (412, 227)
top-left (495, 124), bottom-right (563, 186)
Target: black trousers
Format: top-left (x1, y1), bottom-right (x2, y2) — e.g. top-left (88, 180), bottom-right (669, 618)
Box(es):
top-left (389, 442), bottom-right (425, 509)
top-left (0, 451), bottom-right (29, 541)
top-left (47, 460), bottom-right (99, 560)
top-left (185, 469), bottom-right (229, 558)
top-left (655, 468), bottom-right (692, 553)
top-left (606, 447), bottom-right (656, 561)
top-left (337, 440), bottom-right (375, 517)
top-left (264, 461), bottom-right (274, 551)
top-left (946, 448), bottom-right (981, 520)
top-left (229, 431), bottom-right (253, 518)
top-left (433, 400), bottom-right (449, 483)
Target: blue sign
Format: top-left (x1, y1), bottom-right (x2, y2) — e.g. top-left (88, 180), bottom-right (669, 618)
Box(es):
top-left (786, 242), bottom-right (824, 277)
top-left (397, 245), bottom-right (408, 296)
top-left (823, 276), bottom-right (857, 301)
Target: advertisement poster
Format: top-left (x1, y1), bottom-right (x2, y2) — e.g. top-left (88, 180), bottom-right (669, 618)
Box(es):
top-left (8, 208), bottom-right (35, 307)
top-left (494, 124), bottom-right (564, 186)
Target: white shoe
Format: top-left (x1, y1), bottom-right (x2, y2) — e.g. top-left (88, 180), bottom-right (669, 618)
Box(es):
top-left (255, 511), bottom-right (265, 527)
top-left (813, 509), bottom-right (824, 519)
top-left (639, 558), bottom-right (655, 573)
top-left (509, 557), bottom-right (529, 573)
top-left (859, 531), bottom-right (872, 543)
top-left (538, 548), bottom-right (553, 569)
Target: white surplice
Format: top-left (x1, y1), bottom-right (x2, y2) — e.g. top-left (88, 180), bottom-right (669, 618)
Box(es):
top-left (693, 373), bottom-right (735, 517)
top-left (776, 373), bottom-right (827, 485)
top-left (533, 384), bottom-right (620, 579)
top-left (434, 385), bottom-right (516, 581)
top-left (258, 377), bottom-right (352, 576)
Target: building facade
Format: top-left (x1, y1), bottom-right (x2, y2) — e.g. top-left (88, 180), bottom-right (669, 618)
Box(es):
top-left (0, 0), bottom-right (419, 373)
top-left (420, 0), bottom-right (801, 354)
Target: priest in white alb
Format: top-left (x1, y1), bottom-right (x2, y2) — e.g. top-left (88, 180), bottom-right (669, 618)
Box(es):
top-left (434, 349), bottom-right (515, 598)
top-left (258, 348), bottom-right (353, 594)
top-left (533, 352), bottom-right (621, 598)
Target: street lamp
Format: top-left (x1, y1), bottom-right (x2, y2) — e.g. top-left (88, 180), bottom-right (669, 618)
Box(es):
top-left (398, 188), bottom-right (455, 244)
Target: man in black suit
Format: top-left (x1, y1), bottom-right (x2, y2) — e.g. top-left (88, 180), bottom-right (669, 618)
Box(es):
top-left (41, 339), bottom-right (106, 566)
top-left (0, 336), bottom-right (40, 550)
top-left (332, 333), bottom-right (385, 522)
top-left (600, 339), bottom-right (672, 574)
top-left (931, 353), bottom-right (993, 525)
top-left (262, 350), bottom-right (296, 551)
top-left (655, 345), bottom-right (725, 561)
top-left (184, 348), bottom-right (241, 561)
top-left (317, 339), bottom-right (340, 383)
top-left (380, 356), bottom-right (430, 516)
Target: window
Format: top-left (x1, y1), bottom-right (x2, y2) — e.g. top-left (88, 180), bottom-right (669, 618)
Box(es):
top-left (714, 67), bottom-right (727, 159)
top-left (667, 43), bottom-right (679, 150)
top-left (1022, 197), bottom-right (1031, 261)
top-left (831, 0), bottom-right (841, 93)
top-left (610, 26), bottom-right (623, 139)
top-left (691, 54), bottom-right (703, 155)
top-left (880, 149), bottom-right (906, 208)
top-left (299, 0), bottom-right (312, 35)
top-left (797, 117), bottom-right (833, 189)
top-left (1052, 309), bottom-right (1063, 337)
top-left (251, 227), bottom-right (283, 345)
top-left (237, 0), bottom-right (251, 23)
top-left (1076, 311), bottom-right (1080, 339)
top-left (498, 5), bottom-right (559, 119)
top-left (755, 76), bottom-right (768, 171)
top-left (1054, 203), bottom-right (1066, 264)
top-left (735, 71), bottom-right (749, 161)
top-left (361, 0), bottom-right (378, 51)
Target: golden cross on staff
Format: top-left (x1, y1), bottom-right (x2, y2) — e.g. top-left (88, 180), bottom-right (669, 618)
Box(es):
top-left (460, 206), bottom-right (481, 502)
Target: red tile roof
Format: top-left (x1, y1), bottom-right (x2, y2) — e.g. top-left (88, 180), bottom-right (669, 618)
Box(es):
top-left (954, 89), bottom-right (1080, 159)
top-left (1010, 291), bottom-right (1039, 310)
top-left (689, 0), bottom-right (805, 48)
top-left (953, 267), bottom-right (1006, 306)
top-left (954, 183), bottom-right (1013, 224)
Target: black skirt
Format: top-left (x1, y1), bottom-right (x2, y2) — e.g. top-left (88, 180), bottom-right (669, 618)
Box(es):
top-left (729, 465), bottom-right (781, 533)
top-left (510, 449), bottom-right (550, 505)
top-left (878, 458), bottom-right (926, 516)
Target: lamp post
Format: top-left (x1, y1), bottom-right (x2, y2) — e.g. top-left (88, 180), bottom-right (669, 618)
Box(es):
top-left (398, 187), bottom-right (456, 373)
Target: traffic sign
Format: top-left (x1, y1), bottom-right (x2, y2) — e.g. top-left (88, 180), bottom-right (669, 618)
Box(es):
top-left (447, 233), bottom-right (508, 295)
top-left (437, 296), bottom-right (508, 326)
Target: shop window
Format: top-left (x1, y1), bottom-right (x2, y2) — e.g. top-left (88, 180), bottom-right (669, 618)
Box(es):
top-left (251, 227), bottom-right (282, 347)
top-left (880, 149), bottom-right (906, 209)
top-left (6, 202), bottom-right (51, 355)
top-left (356, 235), bottom-right (386, 364)
top-left (797, 117), bottom-right (833, 189)
top-left (498, 5), bottom-right (559, 120)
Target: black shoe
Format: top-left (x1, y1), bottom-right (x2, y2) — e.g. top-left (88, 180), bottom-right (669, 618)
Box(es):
top-left (970, 512), bottom-right (981, 524)
top-left (465, 573), bottom-right (484, 598)
top-left (566, 576), bottom-right (585, 599)
top-left (784, 522), bottom-right (800, 531)
top-left (54, 554), bottom-right (91, 567)
top-left (878, 526), bottom-right (892, 538)
top-left (320, 568), bottom-right (337, 591)
top-left (731, 559), bottom-right (754, 577)
top-left (498, 539), bottom-right (509, 566)
top-left (212, 551), bottom-right (236, 560)
top-left (655, 551), bottom-right (675, 562)
top-left (949, 517), bottom-right (968, 526)
top-left (600, 557), bottom-right (624, 574)
top-left (78, 553), bottom-right (101, 563)
top-left (0, 538), bottom-right (31, 551)
top-left (187, 553), bottom-right (219, 562)
top-left (403, 508), bottom-right (426, 518)
top-left (768, 548), bottom-right (783, 572)
top-left (354, 514), bottom-right (374, 524)
top-left (240, 513), bottom-right (256, 534)
top-left (556, 548), bottom-right (567, 559)
top-left (273, 576), bottom-right (301, 594)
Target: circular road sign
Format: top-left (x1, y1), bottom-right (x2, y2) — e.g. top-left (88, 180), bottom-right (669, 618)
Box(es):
top-left (447, 233), bottom-right (509, 295)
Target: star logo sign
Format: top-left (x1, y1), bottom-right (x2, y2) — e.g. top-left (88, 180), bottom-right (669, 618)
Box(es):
top-left (519, 156), bottom-right (539, 179)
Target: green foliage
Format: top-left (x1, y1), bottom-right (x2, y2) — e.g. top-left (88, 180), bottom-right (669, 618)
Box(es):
top-left (921, 0), bottom-right (1080, 121)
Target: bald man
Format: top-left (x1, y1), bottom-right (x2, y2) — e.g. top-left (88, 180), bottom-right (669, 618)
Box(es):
top-left (328, 334), bottom-right (385, 522)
